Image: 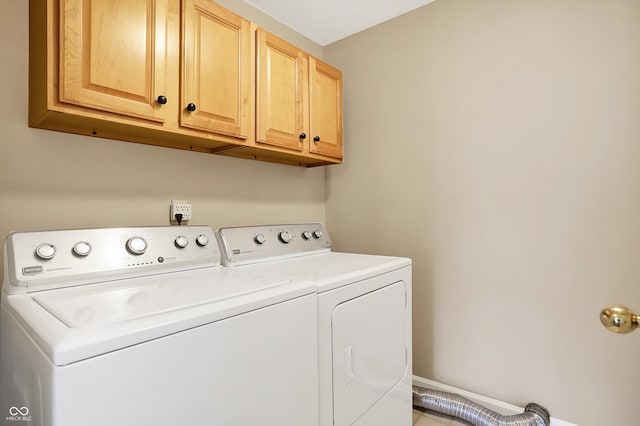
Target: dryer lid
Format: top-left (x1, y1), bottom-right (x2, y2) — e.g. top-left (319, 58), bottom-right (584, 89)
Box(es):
top-left (251, 251), bottom-right (411, 293)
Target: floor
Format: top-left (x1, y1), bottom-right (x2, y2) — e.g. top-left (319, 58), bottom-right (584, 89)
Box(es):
top-left (413, 409), bottom-right (471, 426)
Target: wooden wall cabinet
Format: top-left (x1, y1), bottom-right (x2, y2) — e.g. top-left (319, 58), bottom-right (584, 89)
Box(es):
top-left (256, 29), bottom-right (306, 153)
top-left (254, 29), bottom-right (343, 162)
top-left (181, 0), bottom-right (251, 140)
top-left (58, 0), bottom-right (170, 123)
top-left (309, 57), bottom-right (343, 159)
top-left (29, 0), bottom-right (342, 167)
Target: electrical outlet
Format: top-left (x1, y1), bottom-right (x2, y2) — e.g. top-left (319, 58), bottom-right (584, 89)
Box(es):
top-left (170, 200), bottom-right (192, 224)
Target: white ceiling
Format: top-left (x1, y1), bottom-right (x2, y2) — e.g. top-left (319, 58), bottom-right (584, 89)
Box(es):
top-left (242, 0), bottom-right (436, 46)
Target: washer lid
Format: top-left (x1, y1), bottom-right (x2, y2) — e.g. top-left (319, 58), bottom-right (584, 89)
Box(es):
top-left (6, 267), bottom-right (315, 366)
top-left (32, 268), bottom-right (293, 329)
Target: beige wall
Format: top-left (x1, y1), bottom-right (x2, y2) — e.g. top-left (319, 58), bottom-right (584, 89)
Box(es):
top-left (0, 0), bottom-right (325, 282)
top-left (325, 1), bottom-right (640, 425)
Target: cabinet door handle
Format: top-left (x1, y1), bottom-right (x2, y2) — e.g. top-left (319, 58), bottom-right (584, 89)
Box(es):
top-left (299, 133), bottom-right (307, 140)
top-left (313, 136), bottom-right (320, 143)
top-left (156, 95), bottom-right (167, 105)
top-left (186, 103), bottom-right (197, 112)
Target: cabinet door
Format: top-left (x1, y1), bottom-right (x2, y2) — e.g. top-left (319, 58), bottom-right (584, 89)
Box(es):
top-left (181, 0), bottom-right (251, 140)
top-left (309, 58), bottom-right (343, 159)
top-left (59, 0), bottom-right (168, 122)
top-left (256, 29), bottom-right (305, 152)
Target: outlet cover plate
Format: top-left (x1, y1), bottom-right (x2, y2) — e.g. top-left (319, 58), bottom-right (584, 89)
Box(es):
top-left (170, 200), bottom-right (192, 224)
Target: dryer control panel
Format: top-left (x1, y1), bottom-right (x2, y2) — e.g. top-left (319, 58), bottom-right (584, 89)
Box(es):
top-left (216, 223), bottom-right (331, 266)
top-left (3, 226), bottom-right (219, 293)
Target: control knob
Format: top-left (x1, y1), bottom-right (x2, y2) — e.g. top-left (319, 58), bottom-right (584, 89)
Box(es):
top-left (196, 234), bottom-right (209, 247)
top-left (72, 241), bottom-right (92, 257)
top-left (35, 243), bottom-right (56, 260)
top-left (126, 236), bottom-right (148, 255)
top-left (174, 235), bottom-right (189, 249)
top-left (254, 234), bottom-right (267, 245)
top-left (312, 229), bottom-right (323, 239)
top-left (302, 231), bottom-right (312, 240)
top-left (278, 231), bottom-right (293, 244)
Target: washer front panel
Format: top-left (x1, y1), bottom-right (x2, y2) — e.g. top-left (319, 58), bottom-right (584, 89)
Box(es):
top-left (3, 294), bottom-right (319, 426)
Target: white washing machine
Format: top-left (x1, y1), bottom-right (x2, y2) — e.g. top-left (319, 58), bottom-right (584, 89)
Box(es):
top-left (216, 223), bottom-right (413, 426)
top-left (0, 226), bottom-right (318, 426)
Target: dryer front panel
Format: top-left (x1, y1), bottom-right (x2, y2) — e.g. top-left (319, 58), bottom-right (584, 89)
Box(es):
top-left (331, 281), bottom-right (407, 425)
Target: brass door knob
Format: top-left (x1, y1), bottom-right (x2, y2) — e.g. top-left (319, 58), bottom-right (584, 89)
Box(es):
top-left (600, 305), bottom-right (638, 334)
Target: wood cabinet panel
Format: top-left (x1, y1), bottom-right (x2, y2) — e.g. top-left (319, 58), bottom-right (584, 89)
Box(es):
top-left (60, 0), bottom-right (168, 122)
top-left (181, 0), bottom-right (251, 139)
top-left (309, 58), bottom-right (343, 159)
top-left (256, 29), bottom-right (305, 151)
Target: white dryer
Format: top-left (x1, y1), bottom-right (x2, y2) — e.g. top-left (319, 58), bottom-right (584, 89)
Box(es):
top-left (216, 223), bottom-right (413, 426)
top-left (1, 226), bottom-right (318, 426)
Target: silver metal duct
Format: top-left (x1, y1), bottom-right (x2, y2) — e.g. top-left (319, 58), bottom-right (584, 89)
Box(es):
top-left (413, 386), bottom-right (550, 426)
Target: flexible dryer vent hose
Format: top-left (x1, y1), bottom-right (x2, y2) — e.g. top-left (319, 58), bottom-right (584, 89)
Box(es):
top-left (413, 386), bottom-right (550, 426)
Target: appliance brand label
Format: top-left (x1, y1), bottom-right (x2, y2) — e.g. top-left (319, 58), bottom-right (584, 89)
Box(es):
top-left (21, 266), bottom-right (43, 275)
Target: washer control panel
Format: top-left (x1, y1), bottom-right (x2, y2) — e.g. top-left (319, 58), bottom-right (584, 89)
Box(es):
top-left (4, 226), bottom-right (219, 293)
top-left (216, 223), bottom-right (331, 266)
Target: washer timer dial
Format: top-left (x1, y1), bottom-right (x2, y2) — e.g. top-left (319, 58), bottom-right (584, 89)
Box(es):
top-left (72, 241), bottom-right (92, 257)
top-left (126, 237), bottom-right (148, 255)
top-left (278, 231), bottom-right (293, 244)
top-left (196, 234), bottom-right (209, 247)
top-left (35, 243), bottom-right (56, 260)
top-left (174, 235), bottom-right (189, 249)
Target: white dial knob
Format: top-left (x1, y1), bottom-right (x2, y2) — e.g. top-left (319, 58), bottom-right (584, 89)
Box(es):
top-left (72, 241), bottom-right (92, 257)
top-left (302, 231), bottom-right (312, 240)
top-left (35, 243), bottom-right (56, 260)
top-left (278, 231), bottom-right (293, 244)
top-left (196, 234), bottom-right (209, 247)
top-left (126, 236), bottom-right (148, 255)
top-left (312, 229), bottom-right (323, 239)
top-left (174, 235), bottom-right (189, 249)
top-left (254, 234), bottom-right (267, 245)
